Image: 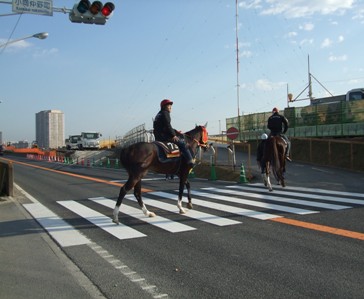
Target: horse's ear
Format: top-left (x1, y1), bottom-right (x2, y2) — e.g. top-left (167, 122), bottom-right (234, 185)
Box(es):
top-left (204, 122), bottom-right (208, 128)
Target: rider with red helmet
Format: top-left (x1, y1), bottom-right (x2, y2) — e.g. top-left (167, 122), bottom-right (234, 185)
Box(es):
top-left (153, 99), bottom-right (194, 167)
top-left (267, 107), bottom-right (291, 161)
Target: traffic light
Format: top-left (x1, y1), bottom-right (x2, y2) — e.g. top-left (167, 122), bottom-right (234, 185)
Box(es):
top-left (69, 1), bottom-right (115, 25)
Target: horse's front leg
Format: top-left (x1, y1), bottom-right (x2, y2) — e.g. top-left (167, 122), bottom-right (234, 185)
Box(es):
top-left (185, 179), bottom-right (193, 209)
top-left (177, 178), bottom-right (186, 214)
top-left (134, 179), bottom-right (156, 217)
top-left (113, 185), bottom-right (128, 224)
top-left (265, 162), bottom-right (273, 192)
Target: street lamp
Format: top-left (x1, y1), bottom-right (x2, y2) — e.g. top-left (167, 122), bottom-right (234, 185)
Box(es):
top-left (0, 32), bottom-right (48, 48)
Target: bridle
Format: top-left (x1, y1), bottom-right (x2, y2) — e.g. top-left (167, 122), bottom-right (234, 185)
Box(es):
top-left (185, 126), bottom-right (208, 148)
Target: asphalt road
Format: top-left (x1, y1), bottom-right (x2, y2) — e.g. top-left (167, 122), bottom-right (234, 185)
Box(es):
top-left (7, 155), bottom-right (364, 298)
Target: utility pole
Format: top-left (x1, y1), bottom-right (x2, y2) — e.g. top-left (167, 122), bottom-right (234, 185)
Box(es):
top-left (235, 0), bottom-right (241, 141)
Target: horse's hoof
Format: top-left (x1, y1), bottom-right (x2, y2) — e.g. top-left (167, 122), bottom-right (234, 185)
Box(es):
top-left (269, 188), bottom-right (273, 192)
top-left (112, 219), bottom-right (120, 225)
top-left (179, 209), bottom-right (186, 214)
top-left (187, 203), bottom-right (193, 209)
top-left (149, 212), bottom-right (156, 217)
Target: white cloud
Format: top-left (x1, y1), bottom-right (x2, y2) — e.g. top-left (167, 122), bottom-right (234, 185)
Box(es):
top-left (33, 48), bottom-right (59, 58)
top-left (241, 0), bottom-right (355, 19)
top-left (300, 38), bottom-right (314, 46)
top-left (352, 8), bottom-right (364, 22)
top-left (239, 0), bottom-right (262, 9)
top-left (0, 39), bottom-right (32, 51)
top-left (255, 78), bottom-right (286, 91)
top-left (328, 54), bottom-right (348, 61)
top-left (338, 35), bottom-right (344, 43)
top-left (299, 23), bottom-right (314, 31)
top-left (240, 50), bottom-right (253, 58)
top-left (287, 31), bottom-right (297, 38)
top-left (321, 38), bottom-right (333, 48)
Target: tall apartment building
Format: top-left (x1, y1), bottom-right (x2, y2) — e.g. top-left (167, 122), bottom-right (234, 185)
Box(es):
top-left (35, 110), bottom-right (65, 149)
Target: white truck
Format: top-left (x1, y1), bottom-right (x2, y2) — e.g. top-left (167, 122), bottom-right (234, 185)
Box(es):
top-left (65, 135), bottom-right (81, 150)
top-left (310, 88), bottom-right (364, 105)
top-left (77, 132), bottom-right (102, 150)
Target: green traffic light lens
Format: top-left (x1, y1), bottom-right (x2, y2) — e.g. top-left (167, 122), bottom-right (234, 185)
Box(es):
top-left (77, 0), bottom-right (91, 14)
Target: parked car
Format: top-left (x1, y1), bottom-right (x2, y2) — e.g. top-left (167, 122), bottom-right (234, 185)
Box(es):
top-left (0, 145), bottom-right (4, 156)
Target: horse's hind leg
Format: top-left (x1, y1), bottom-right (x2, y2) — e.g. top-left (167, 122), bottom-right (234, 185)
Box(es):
top-left (177, 176), bottom-right (187, 214)
top-left (185, 179), bottom-right (193, 210)
top-left (134, 179), bottom-right (156, 217)
top-left (113, 177), bottom-right (137, 224)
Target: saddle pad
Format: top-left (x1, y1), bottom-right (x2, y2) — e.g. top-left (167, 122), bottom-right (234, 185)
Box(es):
top-left (154, 141), bottom-right (181, 158)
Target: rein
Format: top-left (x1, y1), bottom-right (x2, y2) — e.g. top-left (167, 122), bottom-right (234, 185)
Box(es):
top-left (184, 134), bottom-right (207, 148)
top-left (184, 126), bottom-right (208, 148)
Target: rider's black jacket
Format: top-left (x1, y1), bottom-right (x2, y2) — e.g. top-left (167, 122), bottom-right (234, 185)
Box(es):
top-left (267, 112), bottom-right (289, 135)
top-left (153, 109), bottom-right (177, 142)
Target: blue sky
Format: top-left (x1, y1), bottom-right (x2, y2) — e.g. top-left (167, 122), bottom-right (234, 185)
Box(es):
top-left (1, 0), bottom-right (364, 143)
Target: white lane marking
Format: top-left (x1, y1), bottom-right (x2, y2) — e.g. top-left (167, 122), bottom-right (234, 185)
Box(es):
top-left (58, 201), bottom-right (146, 240)
top-left (87, 243), bottom-right (168, 298)
top-left (250, 183), bottom-right (364, 199)
top-left (23, 202), bottom-right (91, 247)
top-left (90, 197), bottom-right (196, 233)
top-left (207, 187), bottom-right (352, 210)
top-left (124, 195), bottom-right (242, 226)
top-left (189, 190), bottom-right (317, 215)
top-left (15, 183), bottom-right (39, 203)
top-left (150, 192), bottom-right (281, 220)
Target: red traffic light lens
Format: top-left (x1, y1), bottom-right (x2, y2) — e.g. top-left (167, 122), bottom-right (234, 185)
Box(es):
top-left (90, 1), bottom-right (102, 14)
top-left (101, 2), bottom-right (115, 16)
top-left (77, 0), bottom-right (90, 14)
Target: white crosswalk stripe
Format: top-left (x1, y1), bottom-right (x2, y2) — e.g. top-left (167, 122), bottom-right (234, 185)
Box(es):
top-left (124, 194), bottom-right (242, 226)
top-left (49, 184), bottom-right (364, 242)
top-left (58, 200), bottom-right (146, 240)
top-left (228, 185), bottom-right (364, 205)
top-left (205, 187), bottom-right (352, 210)
top-left (149, 191), bottom-right (281, 220)
top-left (89, 197), bottom-right (197, 233)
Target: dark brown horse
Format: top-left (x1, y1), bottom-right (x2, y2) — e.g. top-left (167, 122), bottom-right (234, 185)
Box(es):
top-left (262, 135), bottom-right (287, 191)
top-left (113, 125), bottom-right (208, 224)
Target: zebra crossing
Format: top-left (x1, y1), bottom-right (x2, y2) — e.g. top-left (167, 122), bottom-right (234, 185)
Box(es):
top-left (25, 184), bottom-right (364, 246)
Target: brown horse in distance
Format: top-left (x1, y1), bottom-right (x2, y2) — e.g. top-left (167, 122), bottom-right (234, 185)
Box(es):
top-left (262, 135), bottom-right (287, 191)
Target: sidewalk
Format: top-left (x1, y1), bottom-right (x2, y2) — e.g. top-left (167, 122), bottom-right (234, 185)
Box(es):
top-left (0, 187), bottom-right (105, 299)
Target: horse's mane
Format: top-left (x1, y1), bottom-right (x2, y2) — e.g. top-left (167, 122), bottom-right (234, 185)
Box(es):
top-left (184, 125), bottom-right (202, 137)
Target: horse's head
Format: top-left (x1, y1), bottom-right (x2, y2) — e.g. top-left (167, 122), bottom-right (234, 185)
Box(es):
top-left (185, 125), bottom-right (208, 150)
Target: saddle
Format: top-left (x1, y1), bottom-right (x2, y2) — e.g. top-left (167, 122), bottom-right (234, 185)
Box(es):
top-left (154, 141), bottom-right (181, 162)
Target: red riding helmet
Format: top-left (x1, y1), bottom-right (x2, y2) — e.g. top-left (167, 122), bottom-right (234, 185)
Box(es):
top-left (272, 107), bottom-right (279, 113)
top-left (160, 99), bottom-right (173, 108)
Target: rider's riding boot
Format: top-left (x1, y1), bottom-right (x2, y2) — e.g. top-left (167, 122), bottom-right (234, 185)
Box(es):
top-left (286, 156), bottom-right (292, 162)
top-left (182, 147), bottom-right (195, 167)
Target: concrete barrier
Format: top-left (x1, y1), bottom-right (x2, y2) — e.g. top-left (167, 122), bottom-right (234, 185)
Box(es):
top-left (0, 159), bottom-right (14, 197)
